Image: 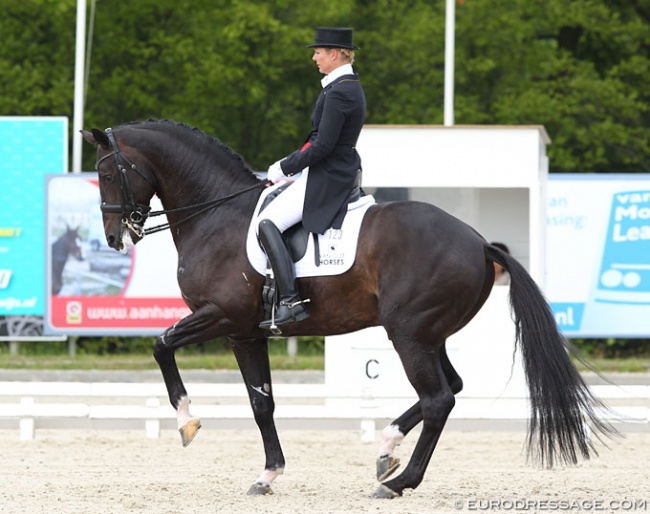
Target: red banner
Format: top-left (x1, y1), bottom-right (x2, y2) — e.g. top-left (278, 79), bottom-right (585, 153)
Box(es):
top-left (50, 296), bottom-right (191, 330)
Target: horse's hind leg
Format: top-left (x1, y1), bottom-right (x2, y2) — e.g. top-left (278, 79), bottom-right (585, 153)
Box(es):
top-left (376, 342), bottom-right (461, 482)
top-left (440, 343), bottom-right (463, 395)
top-left (231, 338), bottom-right (286, 496)
top-left (373, 340), bottom-right (455, 499)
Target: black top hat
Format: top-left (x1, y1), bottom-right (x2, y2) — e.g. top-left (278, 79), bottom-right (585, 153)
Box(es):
top-left (306, 27), bottom-right (359, 50)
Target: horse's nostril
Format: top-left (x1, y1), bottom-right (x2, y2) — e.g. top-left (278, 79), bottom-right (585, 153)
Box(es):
top-left (107, 235), bottom-right (116, 247)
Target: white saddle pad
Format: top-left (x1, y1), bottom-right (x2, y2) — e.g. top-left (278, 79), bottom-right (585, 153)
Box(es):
top-left (245, 183), bottom-right (376, 277)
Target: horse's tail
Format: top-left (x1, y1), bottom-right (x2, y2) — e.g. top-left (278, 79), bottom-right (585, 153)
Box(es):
top-left (485, 244), bottom-right (617, 467)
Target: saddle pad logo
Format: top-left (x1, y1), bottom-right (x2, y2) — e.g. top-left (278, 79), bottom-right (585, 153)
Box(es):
top-left (320, 233), bottom-right (345, 266)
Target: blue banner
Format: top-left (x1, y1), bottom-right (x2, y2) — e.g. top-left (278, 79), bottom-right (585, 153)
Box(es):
top-left (547, 174), bottom-right (650, 337)
top-left (0, 117), bottom-right (67, 316)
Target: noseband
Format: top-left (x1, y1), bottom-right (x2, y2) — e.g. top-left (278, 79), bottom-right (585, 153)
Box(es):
top-left (96, 128), bottom-right (155, 238)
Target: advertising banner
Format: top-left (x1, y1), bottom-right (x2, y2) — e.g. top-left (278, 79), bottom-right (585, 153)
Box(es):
top-left (0, 117), bottom-right (67, 339)
top-left (547, 174), bottom-right (650, 337)
top-left (42, 172), bottom-right (649, 337)
top-left (45, 174), bottom-right (190, 335)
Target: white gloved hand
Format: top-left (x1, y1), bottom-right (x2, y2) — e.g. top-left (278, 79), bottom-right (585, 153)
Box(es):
top-left (283, 167), bottom-right (307, 182)
top-left (267, 160), bottom-right (286, 183)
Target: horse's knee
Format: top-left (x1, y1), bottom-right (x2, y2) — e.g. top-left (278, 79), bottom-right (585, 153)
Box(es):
top-left (153, 336), bottom-right (170, 362)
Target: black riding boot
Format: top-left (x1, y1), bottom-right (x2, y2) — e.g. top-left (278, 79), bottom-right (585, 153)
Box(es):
top-left (258, 219), bottom-right (310, 332)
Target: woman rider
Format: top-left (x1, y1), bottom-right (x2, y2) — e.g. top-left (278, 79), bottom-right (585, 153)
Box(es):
top-left (257, 27), bottom-right (366, 332)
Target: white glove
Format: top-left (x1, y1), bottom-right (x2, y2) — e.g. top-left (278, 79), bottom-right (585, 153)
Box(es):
top-left (267, 159), bottom-right (287, 183)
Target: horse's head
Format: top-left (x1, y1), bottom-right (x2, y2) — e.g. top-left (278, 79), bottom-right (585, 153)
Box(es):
top-left (81, 127), bottom-right (157, 254)
top-left (53, 224), bottom-right (84, 262)
top-left (65, 225), bottom-right (84, 261)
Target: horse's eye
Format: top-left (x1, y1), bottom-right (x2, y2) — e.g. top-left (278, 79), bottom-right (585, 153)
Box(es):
top-left (101, 173), bottom-right (114, 184)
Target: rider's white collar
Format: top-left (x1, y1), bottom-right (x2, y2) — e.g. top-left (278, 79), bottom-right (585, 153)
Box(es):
top-left (321, 64), bottom-right (354, 88)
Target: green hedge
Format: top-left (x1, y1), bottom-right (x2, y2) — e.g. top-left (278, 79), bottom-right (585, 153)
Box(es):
top-left (0, 336), bottom-right (325, 356)
top-left (2, 337), bottom-right (649, 359)
top-left (571, 339), bottom-right (650, 359)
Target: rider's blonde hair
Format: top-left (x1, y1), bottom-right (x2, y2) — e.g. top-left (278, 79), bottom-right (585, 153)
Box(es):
top-left (327, 47), bottom-right (355, 65)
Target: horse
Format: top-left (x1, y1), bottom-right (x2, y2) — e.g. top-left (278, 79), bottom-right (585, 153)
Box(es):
top-left (81, 119), bottom-right (615, 499)
top-left (51, 225), bottom-right (84, 295)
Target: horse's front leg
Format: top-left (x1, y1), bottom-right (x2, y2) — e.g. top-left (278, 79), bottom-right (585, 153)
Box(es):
top-left (231, 337), bottom-right (285, 496)
top-left (153, 304), bottom-right (224, 446)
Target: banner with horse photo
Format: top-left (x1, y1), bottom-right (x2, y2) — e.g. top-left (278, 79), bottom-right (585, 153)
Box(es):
top-left (45, 174), bottom-right (190, 335)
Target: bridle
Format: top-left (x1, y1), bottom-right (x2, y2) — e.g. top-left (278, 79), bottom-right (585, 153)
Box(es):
top-left (95, 127), bottom-right (269, 238)
top-left (96, 128), bottom-right (155, 238)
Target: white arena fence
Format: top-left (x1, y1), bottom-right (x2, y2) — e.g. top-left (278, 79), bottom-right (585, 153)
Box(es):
top-left (0, 381), bottom-right (647, 441)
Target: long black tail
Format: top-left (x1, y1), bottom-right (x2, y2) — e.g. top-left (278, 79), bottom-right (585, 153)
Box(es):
top-left (486, 244), bottom-right (617, 467)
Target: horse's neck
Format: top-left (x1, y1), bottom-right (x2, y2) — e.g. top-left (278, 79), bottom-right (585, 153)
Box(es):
top-left (153, 165), bottom-right (260, 248)
top-left (137, 129), bottom-right (260, 246)
top-left (52, 238), bottom-right (68, 263)
top-left (53, 236), bottom-right (70, 252)
top-left (153, 147), bottom-right (250, 206)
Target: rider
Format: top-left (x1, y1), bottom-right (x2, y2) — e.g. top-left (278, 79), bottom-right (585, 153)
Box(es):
top-left (257, 26), bottom-right (366, 331)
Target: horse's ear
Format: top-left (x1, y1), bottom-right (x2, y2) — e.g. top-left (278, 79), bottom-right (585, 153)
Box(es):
top-left (80, 128), bottom-right (111, 149)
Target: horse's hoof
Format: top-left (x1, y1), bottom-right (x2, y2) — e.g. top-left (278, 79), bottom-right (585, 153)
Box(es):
top-left (371, 484), bottom-right (401, 499)
top-left (376, 455), bottom-right (400, 481)
top-left (179, 419), bottom-right (201, 447)
top-left (247, 481), bottom-right (273, 495)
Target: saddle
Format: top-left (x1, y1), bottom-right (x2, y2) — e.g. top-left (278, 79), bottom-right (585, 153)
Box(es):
top-left (258, 181), bottom-right (363, 263)
top-left (246, 181), bottom-right (375, 320)
top-left (255, 181), bottom-right (366, 320)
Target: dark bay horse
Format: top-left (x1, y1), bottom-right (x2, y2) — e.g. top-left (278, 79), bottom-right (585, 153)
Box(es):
top-left (51, 225), bottom-right (83, 295)
top-left (81, 120), bottom-right (614, 499)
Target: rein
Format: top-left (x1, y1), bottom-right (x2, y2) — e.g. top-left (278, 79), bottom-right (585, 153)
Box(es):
top-left (96, 127), bottom-right (269, 237)
top-left (144, 181), bottom-right (269, 235)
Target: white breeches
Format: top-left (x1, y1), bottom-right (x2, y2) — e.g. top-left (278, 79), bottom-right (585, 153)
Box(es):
top-left (255, 171), bottom-right (308, 233)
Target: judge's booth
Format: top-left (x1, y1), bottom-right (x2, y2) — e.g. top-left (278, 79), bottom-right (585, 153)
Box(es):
top-left (324, 125), bottom-right (550, 428)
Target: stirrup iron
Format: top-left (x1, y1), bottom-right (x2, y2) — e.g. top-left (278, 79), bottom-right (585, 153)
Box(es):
top-left (281, 298), bottom-right (311, 309)
top-left (269, 304), bottom-right (281, 336)
top-left (266, 298), bottom-right (311, 335)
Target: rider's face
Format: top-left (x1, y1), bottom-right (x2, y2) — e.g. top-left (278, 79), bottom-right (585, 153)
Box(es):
top-left (312, 48), bottom-right (341, 75)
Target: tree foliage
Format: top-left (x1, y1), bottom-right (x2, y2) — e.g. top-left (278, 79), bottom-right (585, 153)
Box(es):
top-left (1, 0), bottom-right (649, 354)
top-left (1, 0), bottom-right (648, 172)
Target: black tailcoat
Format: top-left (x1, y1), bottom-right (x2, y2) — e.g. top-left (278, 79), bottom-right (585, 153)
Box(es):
top-left (281, 73), bottom-right (366, 234)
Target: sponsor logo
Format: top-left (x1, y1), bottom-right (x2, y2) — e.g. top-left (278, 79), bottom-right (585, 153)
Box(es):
top-left (319, 243), bottom-right (345, 266)
top-left (66, 301), bottom-right (83, 324)
top-left (595, 190), bottom-right (650, 304)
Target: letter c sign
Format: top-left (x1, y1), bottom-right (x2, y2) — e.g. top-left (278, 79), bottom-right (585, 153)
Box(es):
top-left (365, 359), bottom-right (379, 379)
